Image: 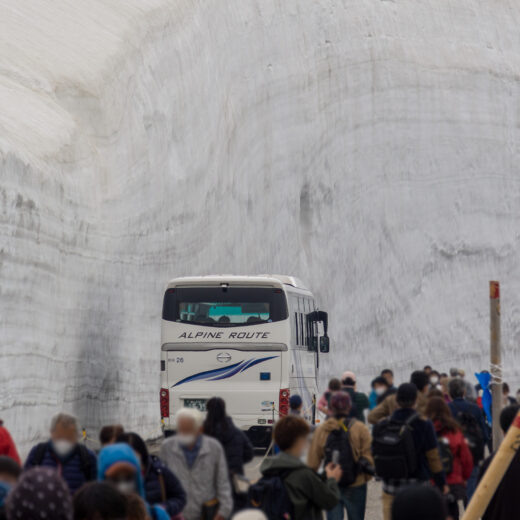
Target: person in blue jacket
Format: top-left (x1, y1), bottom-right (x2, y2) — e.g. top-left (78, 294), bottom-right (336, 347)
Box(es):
top-left (98, 443), bottom-right (169, 520)
top-left (25, 413), bottom-right (97, 494)
top-left (117, 432), bottom-right (186, 518)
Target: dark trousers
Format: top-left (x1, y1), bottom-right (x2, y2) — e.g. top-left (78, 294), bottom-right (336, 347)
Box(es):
top-left (327, 483), bottom-right (367, 520)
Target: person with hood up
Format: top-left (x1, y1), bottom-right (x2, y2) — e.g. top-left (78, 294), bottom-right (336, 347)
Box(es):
top-left (259, 415), bottom-right (341, 519)
top-left (0, 422), bottom-right (20, 466)
top-left (340, 371), bottom-right (369, 423)
top-left (308, 392), bottom-right (374, 520)
top-left (5, 467), bottom-right (73, 520)
top-left (117, 432), bottom-right (186, 518)
top-left (98, 443), bottom-right (169, 520)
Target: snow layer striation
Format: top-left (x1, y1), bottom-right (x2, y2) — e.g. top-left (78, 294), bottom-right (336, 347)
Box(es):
top-left (2, 0), bottom-right (520, 451)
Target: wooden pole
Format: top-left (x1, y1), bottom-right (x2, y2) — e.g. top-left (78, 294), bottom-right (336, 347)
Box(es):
top-left (461, 410), bottom-right (520, 520)
top-left (490, 281), bottom-right (503, 451)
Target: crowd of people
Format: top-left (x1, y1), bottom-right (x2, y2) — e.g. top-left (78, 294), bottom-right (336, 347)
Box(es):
top-left (0, 367), bottom-right (519, 520)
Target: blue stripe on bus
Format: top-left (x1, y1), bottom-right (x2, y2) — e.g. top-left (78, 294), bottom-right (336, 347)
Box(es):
top-left (171, 356), bottom-right (279, 387)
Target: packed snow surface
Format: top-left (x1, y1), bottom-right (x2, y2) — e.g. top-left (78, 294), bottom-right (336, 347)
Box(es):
top-left (2, 0), bottom-right (520, 451)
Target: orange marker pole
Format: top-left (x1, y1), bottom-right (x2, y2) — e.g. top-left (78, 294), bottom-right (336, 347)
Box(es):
top-left (461, 410), bottom-right (520, 520)
top-left (489, 281), bottom-right (502, 450)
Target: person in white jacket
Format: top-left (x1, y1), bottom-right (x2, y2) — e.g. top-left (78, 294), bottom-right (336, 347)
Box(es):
top-left (160, 408), bottom-right (233, 520)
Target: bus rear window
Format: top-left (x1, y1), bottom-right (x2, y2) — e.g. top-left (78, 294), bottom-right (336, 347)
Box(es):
top-left (162, 287), bottom-right (288, 326)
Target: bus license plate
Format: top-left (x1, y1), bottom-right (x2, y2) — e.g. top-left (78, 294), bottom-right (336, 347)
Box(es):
top-left (184, 398), bottom-right (207, 411)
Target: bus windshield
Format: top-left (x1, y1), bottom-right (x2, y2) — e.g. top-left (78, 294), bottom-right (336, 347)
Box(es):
top-left (162, 287), bottom-right (288, 326)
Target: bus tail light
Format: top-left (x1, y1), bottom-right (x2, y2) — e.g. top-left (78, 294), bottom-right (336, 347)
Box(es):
top-left (279, 388), bottom-right (290, 416)
top-left (160, 388), bottom-right (170, 418)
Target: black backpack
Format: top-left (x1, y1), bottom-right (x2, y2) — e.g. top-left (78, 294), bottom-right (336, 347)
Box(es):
top-left (453, 409), bottom-right (485, 463)
top-left (248, 469), bottom-right (296, 519)
top-left (32, 442), bottom-right (95, 480)
top-left (323, 419), bottom-right (358, 488)
top-left (372, 413), bottom-right (419, 480)
top-left (437, 435), bottom-right (454, 475)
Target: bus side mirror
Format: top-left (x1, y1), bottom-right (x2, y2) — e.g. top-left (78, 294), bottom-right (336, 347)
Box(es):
top-left (320, 336), bottom-right (330, 353)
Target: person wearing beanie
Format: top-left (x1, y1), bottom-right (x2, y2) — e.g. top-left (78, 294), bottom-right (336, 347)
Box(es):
top-left (5, 467), bottom-right (73, 520)
top-left (368, 370), bottom-right (430, 425)
top-left (341, 371), bottom-right (370, 423)
top-left (318, 378), bottom-right (342, 416)
top-left (308, 391), bottom-right (374, 520)
top-left (392, 484), bottom-right (448, 520)
top-left (373, 383), bottom-right (447, 520)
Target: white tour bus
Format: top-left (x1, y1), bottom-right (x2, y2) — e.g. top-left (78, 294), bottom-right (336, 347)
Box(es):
top-left (159, 275), bottom-right (330, 446)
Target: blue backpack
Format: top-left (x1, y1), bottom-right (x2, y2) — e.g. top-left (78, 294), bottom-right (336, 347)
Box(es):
top-left (248, 469), bottom-right (296, 519)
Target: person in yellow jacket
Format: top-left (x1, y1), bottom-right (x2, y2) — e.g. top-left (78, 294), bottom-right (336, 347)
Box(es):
top-left (308, 392), bottom-right (374, 520)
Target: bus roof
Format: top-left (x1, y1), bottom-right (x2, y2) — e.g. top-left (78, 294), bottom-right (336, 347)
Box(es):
top-left (167, 274), bottom-right (309, 291)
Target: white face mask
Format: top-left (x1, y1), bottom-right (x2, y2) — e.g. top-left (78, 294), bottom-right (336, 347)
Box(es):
top-left (52, 439), bottom-right (75, 457)
top-left (430, 377), bottom-right (439, 385)
top-left (177, 433), bottom-right (197, 447)
top-left (375, 387), bottom-right (386, 396)
top-left (116, 481), bottom-right (136, 495)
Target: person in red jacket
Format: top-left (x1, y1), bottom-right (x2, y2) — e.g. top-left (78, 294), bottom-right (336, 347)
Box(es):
top-left (426, 397), bottom-right (473, 520)
top-left (0, 421), bottom-right (21, 465)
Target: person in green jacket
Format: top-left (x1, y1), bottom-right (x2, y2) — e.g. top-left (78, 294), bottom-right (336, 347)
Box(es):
top-left (260, 415), bottom-right (341, 520)
top-left (341, 371), bottom-right (370, 423)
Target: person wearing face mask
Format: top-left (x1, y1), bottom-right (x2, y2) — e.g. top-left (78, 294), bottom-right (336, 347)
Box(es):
top-left (369, 376), bottom-right (393, 409)
top-left (25, 413), bottom-right (97, 494)
top-left (98, 443), bottom-right (169, 520)
top-left (117, 431), bottom-right (186, 518)
top-left (430, 371), bottom-right (441, 388)
top-left (160, 408), bottom-right (232, 520)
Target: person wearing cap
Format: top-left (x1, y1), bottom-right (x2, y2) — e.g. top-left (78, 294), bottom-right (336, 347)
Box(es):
top-left (376, 383), bottom-right (447, 520)
top-left (308, 391), bottom-right (374, 520)
top-left (289, 395), bottom-right (303, 416)
top-left (98, 443), bottom-right (169, 520)
top-left (368, 370), bottom-right (430, 425)
top-left (341, 371), bottom-right (370, 423)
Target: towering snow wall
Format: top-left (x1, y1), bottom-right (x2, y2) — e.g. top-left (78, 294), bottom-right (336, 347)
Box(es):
top-left (2, 0), bottom-right (520, 451)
